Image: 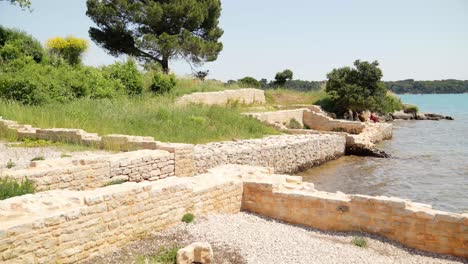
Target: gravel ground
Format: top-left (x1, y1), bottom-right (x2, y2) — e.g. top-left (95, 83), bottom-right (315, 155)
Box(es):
top-left (87, 212), bottom-right (467, 264)
top-left (0, 141), bottom-right (108, 170)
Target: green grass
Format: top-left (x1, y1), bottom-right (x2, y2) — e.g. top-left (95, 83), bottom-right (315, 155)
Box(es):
top-left (264, 88), bottom-right (328, 106)
top-left (30, 156), bottom-right (45, 161)
top-left (6, 159), bottom-right (16, 169)
top-left (0, 96), bottom-right (278, 144)
top-left (352, 236), bottom-right (368, 248)
top-left (136, 246), bottom-right (181, 264)
top-left (181, 213), bottom-right (194, 223)
top-left (0, 177), bottom-right (36, 200)
top-left (9, 138), bottom-right (97, 152)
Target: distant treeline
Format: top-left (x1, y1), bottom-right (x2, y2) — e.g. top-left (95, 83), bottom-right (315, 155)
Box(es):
top-left (260, 79), bottom-right (324, 91)
top-left (385, 79), bottom-right (468, 94)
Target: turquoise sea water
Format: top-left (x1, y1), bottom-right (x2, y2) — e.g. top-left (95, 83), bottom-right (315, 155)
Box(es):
top-left (299, 94), bottom-right (468, 213)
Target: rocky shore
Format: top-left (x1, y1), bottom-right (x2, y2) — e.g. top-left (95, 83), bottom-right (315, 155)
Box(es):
top-left (392, 110), bottom-right (454, 121)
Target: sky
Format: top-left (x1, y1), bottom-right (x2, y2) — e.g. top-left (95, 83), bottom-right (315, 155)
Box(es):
top-left (1, 0), bottom-right (467, 81)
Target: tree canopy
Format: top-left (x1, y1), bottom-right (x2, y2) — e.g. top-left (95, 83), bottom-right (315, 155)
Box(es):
top-left (86, 0), bottom-right (224, 73)
top-left (274, 69), bottom-right (293, 86)
top-left (2, 0), bottom-right (31, 9)
top-left (325, 60), bottom-right (401, 114)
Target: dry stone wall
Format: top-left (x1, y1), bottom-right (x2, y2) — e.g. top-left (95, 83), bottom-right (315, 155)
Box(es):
top-left (244, 109), bottom-right (307, 129)
top-left (302, 110), bottom-right (365, 134)
top-left (2, 150), bottom-right (175, 191)
top-left (240, 167), bottom-right (468, 258)
top-left (175, 88), bottom-right (265, 106)
top-left (194, 134), bottom-right (346, 174)
top-left (0, 172), bottom-right (243, 264)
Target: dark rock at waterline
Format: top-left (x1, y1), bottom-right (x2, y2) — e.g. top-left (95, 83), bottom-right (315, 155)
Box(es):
top-left (346, 145), bottom-right (391, 158)
top-left (392, 111), bottom-right (454, 121)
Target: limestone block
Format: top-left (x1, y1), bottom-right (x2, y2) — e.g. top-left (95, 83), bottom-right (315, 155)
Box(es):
top-left (176, 242), bottom-right (213, 264)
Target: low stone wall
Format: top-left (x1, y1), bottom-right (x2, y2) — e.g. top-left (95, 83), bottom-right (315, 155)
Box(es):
top-left (241, 170), bottom-right (468, 258)
top-left (303, 110), bottom-right (365, 134)
top-left (2, 150), bottom-right (175, 191)
top-left (244, 109), bottom-right (307, 129)
top-left (0, 172), bottom-right (243, 264)
top-left (346, 122), bottom-right (393, 146)
top-left (175, 88), bottom-right (266, 106)
top-left (194, 134), bottom-right (346, 174)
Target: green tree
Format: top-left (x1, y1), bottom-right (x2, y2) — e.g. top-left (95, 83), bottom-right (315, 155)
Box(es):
top-left (238, 76), bottom-right (260, 88)
top-left (1, 0), bottom-right (31, 10)
top-left (86, 0), bottom-right (224, 74)
top-left (325, 60), bottom-right (400, 114)
top-left (274, 69), bottom-right (293, 86)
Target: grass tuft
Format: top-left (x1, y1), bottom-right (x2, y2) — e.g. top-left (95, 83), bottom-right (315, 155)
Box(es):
top-left (352, 236), bottom-right (368, 248)
top-left (6, 159), bottom-right (16, 169)
top-left (136, 245), bottom-right (181, 264)
top-left (103, 179), bottom-right (128, 187)
top-left (0, 177), bottom-right (36, 200)
top-left (30, 156), bottom-right (45, 161)
top-left (181, 213), bottom-right (194, 223)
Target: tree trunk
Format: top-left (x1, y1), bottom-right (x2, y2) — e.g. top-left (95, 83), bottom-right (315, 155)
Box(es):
top-left (161, 58), bottom-right (169, 74)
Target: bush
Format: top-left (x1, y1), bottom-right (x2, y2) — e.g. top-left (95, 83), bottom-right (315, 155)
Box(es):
top-left (150, 72), bottom-right (177, 94)
top-left (136, 246), bottom-right (181, 264)
top-left (0, 177), bottom-right (36, 200)
top-left (287, 118), bottom-right (302, 129)
top-left (0, 26), bottom-right (44, 63)
top-left (181, 213), bottom-right (194, 223)
top-left (238, 76), bottom-right (260, 88)
top-left (0, 59), bottom-right (124, 104)
top-left (45, 36), bottom-right (89, 65)
top-left (102, 59), bottom-right (143, 95)
top-left (403, 104), bottom-right (419, 114)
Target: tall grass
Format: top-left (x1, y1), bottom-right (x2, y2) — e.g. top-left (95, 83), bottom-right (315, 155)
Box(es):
top-left (0, 96), bottom-right (278, 144)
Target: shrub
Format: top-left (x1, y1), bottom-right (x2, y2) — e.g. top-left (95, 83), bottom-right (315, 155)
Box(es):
top-left (403, 104), bottom-right (419, 114)
top-left (352, 236), bottom-right (368, 248)
top-left (181, 213), bottom-right (194, 223)
top-left (0, 177), bottom-right (36, 200)
top-left (0, 26), bottom-right (44, 63)
top-left (287, 118), bottom-right (302, 129)
top-left (238, 76), bottom-right (260, 88)
top-left (103, 179), bottom-right (127, 187)
top-left (45, 36), bottom-right (89, 65)
top-left (102, 59), bottom-right (143, 95)
top-left (150, 72), bottom-right (177, 94)
top-left (0, 59), bottom-right (124, 104)
top-left (379, 93), bottom-right (403, 114)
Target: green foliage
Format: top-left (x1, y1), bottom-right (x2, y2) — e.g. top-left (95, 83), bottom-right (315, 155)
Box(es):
top-left (45, 36), bottom-right (89, 65)
top-left (352, 236), bottom-right (368, 248)
top-left (103, 179), bottom-right (127, 187)
top-left (181, 213), bottom-right (194, 223)
top-left (386, 79), bottom-right (468, 94)
top-left (326, 60), bottom-right (400, 114)
top-left (0, 58), bottom-right (124, 105)
top-left (379, 93), bottom-right (403, 114)
top-left (30, 156), bottom-right (45, 161)
top-left (102, 59), bottom-right (143, 95)
top-left (274, 69), bottom-right (293, 86)
top-left (13, 138), bottom-right (57, 148)
top-left (287, 118), bottom-right (302, 129)
top-left (0, 97), bottom-right (278, 144)
top-left (150, 72), bottom-right (177, 94)
top-left (403, 104), bottom-right (419, 114)
top-left (86, 0), bottom-right (223, 73)
top-left (2, 0), bottom-right (31, 10)
top-left (0, 26), bottom-right (44, 63)
top-left (6, 159), bottom-right (16, 169)
top-left (238, 76), bottom-right (260, 88)
top-left (0, 177), bottom-right (36, 200)
top-left (136, 246), bottom-right (181, 264)
top-left (194, 70), bottom-right (209, 81)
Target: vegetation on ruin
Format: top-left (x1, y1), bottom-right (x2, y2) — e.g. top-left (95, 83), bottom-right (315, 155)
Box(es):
top-left (182, 213), bottom-right (195, 223)
top-left (0, 177), bottom-right (36, 200)
top-left (136, 245), bottom-right (181, 264)
top-left (103, 179), bottom-right (128, 187)
top-left (351, 236), bottom-right (368, 248)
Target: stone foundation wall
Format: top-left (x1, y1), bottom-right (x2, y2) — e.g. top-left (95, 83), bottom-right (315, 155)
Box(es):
top-left (194, 134), bottom-right (346, 174)
top-left (175, 88), bottom-right (266, 106)
top-left (2, 150), bottom-right (175, 191)
top-left (303, 110), bottom-right (365, 134)
top-left (241, 172), bottom-right (468, 258)
top-left (0, 172), bottom-right (243, 264)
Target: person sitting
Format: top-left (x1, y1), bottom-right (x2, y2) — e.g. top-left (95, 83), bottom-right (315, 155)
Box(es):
top-left (370, 113), bottom-right (380, 123)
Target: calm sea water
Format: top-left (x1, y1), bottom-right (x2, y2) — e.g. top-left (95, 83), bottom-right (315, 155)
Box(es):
top-left (298, 94), bottom-right (468, 213)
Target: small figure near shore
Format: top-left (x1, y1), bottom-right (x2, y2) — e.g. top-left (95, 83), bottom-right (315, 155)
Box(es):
top-left (370, 113), bottom-right (380, 123)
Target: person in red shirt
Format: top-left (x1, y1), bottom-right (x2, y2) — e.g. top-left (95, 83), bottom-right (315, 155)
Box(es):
top-left (370, 113), bottom-right (380, 123)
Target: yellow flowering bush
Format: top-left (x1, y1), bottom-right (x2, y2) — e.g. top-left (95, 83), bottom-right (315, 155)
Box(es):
top-left (45, 36), bottom-right (89, 65)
